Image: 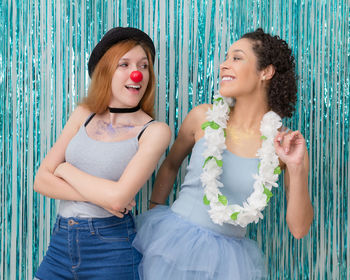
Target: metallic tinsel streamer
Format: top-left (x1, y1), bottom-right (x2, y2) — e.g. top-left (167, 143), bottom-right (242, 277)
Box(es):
top-left (0, 0), bottom-right (349, 279)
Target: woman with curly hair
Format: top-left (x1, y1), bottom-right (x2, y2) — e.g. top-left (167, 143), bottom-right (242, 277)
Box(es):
top-left (133, 28), bottom-right (313, 279)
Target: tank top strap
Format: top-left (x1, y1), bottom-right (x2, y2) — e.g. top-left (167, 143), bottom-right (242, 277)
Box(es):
top-left (280, 125), bottom-right (290, 133)
top-left (84, 113), bottom-right (96, 127)
top-left (137, 120), bottom-right (156, 141)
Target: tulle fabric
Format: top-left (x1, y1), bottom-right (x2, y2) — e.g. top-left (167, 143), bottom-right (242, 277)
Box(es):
top-left (133, 206), bottom-right (267, 280)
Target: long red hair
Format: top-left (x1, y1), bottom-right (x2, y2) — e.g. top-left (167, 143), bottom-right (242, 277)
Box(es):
top-left (81, 40), bottom-right (155, 117)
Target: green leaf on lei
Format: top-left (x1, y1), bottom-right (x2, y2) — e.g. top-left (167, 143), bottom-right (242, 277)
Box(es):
top-left (201, 121), bottom-right (220, 130)
top-left (203, 156), bottom-right (213, 167)
top-left (215, 158), bottom-right (223, 167)
top-left (218, 194), bottom-right (228, 205)
top-left (203, 195), bottom-right (210, 205)
top-left (260, 135), bottom-right (267, 140)
top-left (224, 129), bottom-right (227, 138)
top-left (274, 166), bottom-right (282, 175)
top-left (214, 97), bottom-right (223, 103)
top-left (201, 121), bottom-right (211, 130)
top-left (210, 122), bottom-right (220, 129)
top-left (263, 187), bottom-right (273, 203)
top-left (257, 162), bottom-right (261, 171)
top-left (203, 156), bottom-right (223, 168)
top-left (230, 212), bottom-right (240, 220)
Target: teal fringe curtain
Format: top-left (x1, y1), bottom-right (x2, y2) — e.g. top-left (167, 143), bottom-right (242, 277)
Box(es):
top-left (1, 0), bottom-right (349, 279)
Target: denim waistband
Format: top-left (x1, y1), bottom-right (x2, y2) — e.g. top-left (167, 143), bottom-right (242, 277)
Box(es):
top-left (55, 213), bottom-right (134, 230)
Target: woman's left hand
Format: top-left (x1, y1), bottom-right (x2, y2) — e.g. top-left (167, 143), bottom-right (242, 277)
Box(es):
top-left (274, 130), bottom-right (307, 168)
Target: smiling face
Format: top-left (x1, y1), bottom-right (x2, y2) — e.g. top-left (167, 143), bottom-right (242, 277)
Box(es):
top-left (219, 38), bottom-right (265, 99)
top-left (110, 45), bottom-right (150, 108)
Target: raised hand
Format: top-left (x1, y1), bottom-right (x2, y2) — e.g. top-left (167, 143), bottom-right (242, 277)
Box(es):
top-left (274, 130), bottom-right (307, 168)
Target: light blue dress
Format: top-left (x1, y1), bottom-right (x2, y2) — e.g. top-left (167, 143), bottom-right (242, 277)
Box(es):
top-left (133, 137), bottom-right (267, 280)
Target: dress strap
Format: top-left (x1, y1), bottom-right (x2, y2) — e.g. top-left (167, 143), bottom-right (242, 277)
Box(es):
top-left (84, 113), bottom-right (96, 127)
top-left (137, 120), bottom-right (155, 141)
top-left (280, 125), bottom-right (290, 133)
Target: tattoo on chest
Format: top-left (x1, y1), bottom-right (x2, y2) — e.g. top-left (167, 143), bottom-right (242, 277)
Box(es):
top-left (95, 120), bottom-right (135, 136)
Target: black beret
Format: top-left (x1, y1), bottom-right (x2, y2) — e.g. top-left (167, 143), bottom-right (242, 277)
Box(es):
top-left (88, 27), bottom-right (155, 77)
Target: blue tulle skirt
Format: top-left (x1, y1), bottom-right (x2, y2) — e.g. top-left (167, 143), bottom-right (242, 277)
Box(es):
top-left (133, 206), bottom-right (267, 280)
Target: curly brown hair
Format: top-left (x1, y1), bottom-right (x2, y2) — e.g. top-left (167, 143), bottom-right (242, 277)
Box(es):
top-left (242, 28), bottom-right (297, 118)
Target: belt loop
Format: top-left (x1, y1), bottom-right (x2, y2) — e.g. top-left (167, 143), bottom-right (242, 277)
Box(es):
top-left (56, 215), bottom-right (61, 228)
top-left (88, 218), bottom-right (95, 235)
top-left (126, 213), bottom-right (135, 237)
top-left (127, 213), bottom-right (134, 226)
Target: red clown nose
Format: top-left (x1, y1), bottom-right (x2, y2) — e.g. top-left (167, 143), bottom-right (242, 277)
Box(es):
top-left (130, 71), bottom-right (143, 83)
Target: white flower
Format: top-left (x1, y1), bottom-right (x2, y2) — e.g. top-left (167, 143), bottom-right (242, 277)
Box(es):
top-left (236, 209), bottom-right (262, 227)
top-left (257, 142), bottom-right (276, 157)
top-left (206, 104), bottom-right (230, 128)
top-left (204, 129), bottom-right (226, 147)
top-left (202, 159), bottom-right (222, 174)
top-left (204, 188), bottom-right (220, 202)
top-left (260, 112), bottom-right (282, 137)
top-left (253, 174), bottom-right (278, 188)
top-left (246, 191), bottom-right (267, 210)
top-left (208, 204), bottom-right (232, 225)
top-left (203, 146), bottom-right (223, 159)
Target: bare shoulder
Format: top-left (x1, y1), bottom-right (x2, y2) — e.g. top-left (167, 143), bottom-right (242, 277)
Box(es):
top-left (37, 105), bottom-right (94, 171)
top-left (140, 121), bottom-right (171, 146)
top-left (188, 104), bottom-right (211, 120)
top-left (181, 104), bottom-right (210, 126)
top-left (57, 105), bottom-right (93, 142)
top-left (61, 105), bottom-right (95, 134)
top-left (68, 105), bottom-right (93, 126)
top-left (149, 121), bottom-right (171, 135)
top-left (181, 104), bottom-right (211, 138)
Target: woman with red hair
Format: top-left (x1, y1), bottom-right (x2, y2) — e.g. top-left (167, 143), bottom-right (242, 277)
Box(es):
top-left (34, 27), bottom-right (170, 280)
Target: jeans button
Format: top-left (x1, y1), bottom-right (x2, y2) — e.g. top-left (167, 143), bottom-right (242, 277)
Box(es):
top-left (68, 219), bottom-right (75, 226)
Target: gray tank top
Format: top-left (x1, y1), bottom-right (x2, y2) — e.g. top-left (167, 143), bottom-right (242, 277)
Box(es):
top-left (58, 115), bottom-right (154, 218)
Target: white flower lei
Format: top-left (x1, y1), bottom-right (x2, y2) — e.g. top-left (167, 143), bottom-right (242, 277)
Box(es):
top-left (200, 94), bottom-right (282, 227)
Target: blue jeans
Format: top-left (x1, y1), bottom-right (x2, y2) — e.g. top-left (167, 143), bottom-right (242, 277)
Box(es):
top-left (35, 214), bottom-right (141, 280)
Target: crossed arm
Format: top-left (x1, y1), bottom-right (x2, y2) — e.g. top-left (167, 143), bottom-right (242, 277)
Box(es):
top-left (54, 121), bottom-right (171, 213)
top-left (34, 105), bottom-right (171, 216)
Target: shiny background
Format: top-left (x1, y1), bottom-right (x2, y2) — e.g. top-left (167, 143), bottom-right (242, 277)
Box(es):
top-left (0, 0), bottom-right (349, 279)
